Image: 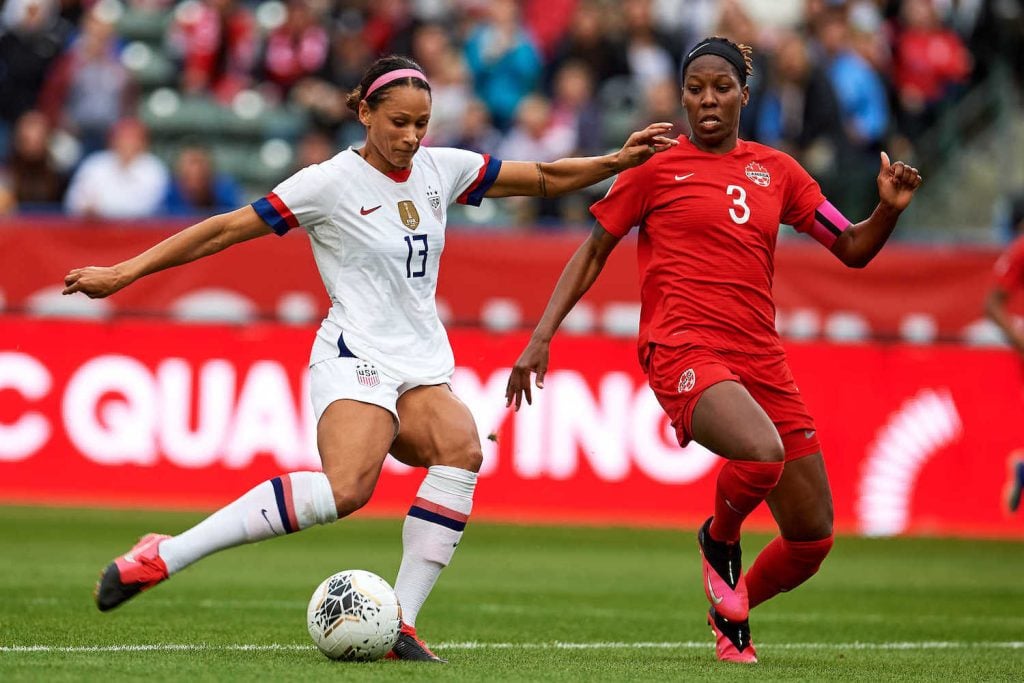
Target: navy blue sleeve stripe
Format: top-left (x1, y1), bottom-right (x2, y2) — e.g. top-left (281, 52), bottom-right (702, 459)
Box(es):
top-left (252, 197), bottom-right (290, 236)
top-left (465, 157), bottom-right (502, 207)
top-left (408, 505), bottom-right (467, 531)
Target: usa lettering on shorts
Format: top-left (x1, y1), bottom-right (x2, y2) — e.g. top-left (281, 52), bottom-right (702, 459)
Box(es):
top-left (356, 362), bottom-right (380, 387)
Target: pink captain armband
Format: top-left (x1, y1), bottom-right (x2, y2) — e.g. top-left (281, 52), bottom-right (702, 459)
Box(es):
top-left (805, 200), bottom-right (852, 249)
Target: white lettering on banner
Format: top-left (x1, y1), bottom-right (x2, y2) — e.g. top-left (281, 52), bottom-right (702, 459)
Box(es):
top-left (450, 367), bottom-right (513, 476)
top-left (0, 352), bottom-right (52, 461)
top-left (513, 377), bottom-right (546, 478)
top-left (157, 359), bottom-right (235, 469)
top-left (12, 350), bottom-right (718, 485)
top-left (224, 361), bottom-right (317, 470)
top-left (630, 389), bottom-right (718, 483)
top-left (497, 368), bottom-right (718, 484)
top-left (549, 371), bottom-right (631, 481)
top-left (63, 355), bottom-right (158, 465)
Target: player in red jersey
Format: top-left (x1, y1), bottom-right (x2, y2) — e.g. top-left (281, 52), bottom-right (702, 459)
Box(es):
top-left (505, 36), bottom-right (922, 664)
top-left (985, 201), bottom-right (1024, 512)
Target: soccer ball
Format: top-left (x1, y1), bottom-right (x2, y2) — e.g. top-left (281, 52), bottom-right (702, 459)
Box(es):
top-left (306, 570), bottom-right (401, 661)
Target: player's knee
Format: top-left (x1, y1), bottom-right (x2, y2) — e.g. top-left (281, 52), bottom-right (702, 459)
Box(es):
top-left (437, 440), bottom-right (483, 473)
top-left (744, 434), bottom-right (785, 463)
top-left (327, 478), bottom-right (375, 517)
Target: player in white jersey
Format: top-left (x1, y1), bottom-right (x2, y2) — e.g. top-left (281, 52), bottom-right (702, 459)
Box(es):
top-left (63, 55), bottom-right (677, 661)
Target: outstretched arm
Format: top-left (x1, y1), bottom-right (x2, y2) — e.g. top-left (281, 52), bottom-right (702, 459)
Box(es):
top-left (830, 151), bottom-right (923, 268)
top-left (485, 123), bottom-right (677, 199)
top-left (505, 223), bottom-right (622, 409)
top-left (62, 205), bottom-right (272, 298)
top-left (986, 286), bottom-right (1024, 357)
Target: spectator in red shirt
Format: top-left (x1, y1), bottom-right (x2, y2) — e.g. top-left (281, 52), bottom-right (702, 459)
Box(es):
top-left (506, 36), bottom-right (922, 664)
top-left (168, 0), bottom-right (257, 103)
top-left (892, 0), bottom-right (971, 139)
top-left (258, 0), bottom-right (329, 100)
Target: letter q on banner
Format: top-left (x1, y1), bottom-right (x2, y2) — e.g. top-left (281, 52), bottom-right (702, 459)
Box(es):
top-left (61, 355), bottom-right (159, 466)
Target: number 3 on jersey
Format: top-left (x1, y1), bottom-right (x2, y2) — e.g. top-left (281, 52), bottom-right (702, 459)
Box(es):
top-left (405, 234), bottom-right (428, 278)
top-left (726, 184), bottom-right (750, 225)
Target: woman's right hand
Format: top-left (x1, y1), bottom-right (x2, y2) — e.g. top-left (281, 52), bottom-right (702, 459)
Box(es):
top-left (505, 337), bottom-right (551, 410)
top-left (62, 265), bottom-right (129, 299)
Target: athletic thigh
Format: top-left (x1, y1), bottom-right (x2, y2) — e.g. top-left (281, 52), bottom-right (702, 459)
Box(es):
top-left (691, 380), bottom-right (784, 462)
top-left (317, 399), bottom-right (396, 514)
top-left (764, 452), bottom-right (834, 540)
top-left (390, 385), bottom-right (483, 472)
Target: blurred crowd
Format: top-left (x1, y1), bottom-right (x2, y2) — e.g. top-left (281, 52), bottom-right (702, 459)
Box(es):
top-left (1, 0), bottom-right (1022, 226)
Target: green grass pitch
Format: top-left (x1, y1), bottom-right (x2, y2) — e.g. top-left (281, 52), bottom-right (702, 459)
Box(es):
top-left (1, 505), bottom-right (1021, 681)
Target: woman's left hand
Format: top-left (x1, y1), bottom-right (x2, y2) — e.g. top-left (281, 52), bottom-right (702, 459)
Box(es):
top-left (615, 123), bottom-right (678, 170)
top-left (877, 151), bottom-right (923, 212)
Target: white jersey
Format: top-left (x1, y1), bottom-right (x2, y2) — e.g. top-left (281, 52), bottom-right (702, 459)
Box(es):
top-left (252, 146), bottom-right (501, 382)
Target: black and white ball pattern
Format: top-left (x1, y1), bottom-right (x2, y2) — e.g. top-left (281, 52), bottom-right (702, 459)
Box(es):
top-left (307, 570), bottom-right (401, 661)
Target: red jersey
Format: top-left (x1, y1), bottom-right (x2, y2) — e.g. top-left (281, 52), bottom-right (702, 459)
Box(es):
top-left (994, 235), bottom-right (1024, 294)
top-left (590, 136), bottom-right (825, 364)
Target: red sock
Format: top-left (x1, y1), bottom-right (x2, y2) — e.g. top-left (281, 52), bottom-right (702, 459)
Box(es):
top-left (708, 460), bottom-right (784, 543)
top-left (746, 535), bottom-right (834, 609)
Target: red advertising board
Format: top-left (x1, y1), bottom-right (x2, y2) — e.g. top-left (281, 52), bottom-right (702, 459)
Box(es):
top-left (2, 316), bottom-right (1022, 538)
top-left (0, 221), bottom-right (1014, 342)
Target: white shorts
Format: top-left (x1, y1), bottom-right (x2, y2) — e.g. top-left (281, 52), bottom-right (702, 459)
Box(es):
top-left (309, 356), bottom-right (451, 429)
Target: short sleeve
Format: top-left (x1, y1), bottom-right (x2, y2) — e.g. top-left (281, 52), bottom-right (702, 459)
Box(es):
top-left (779, 153), bottom-right (826, 235)
top-left (428, 147), bottom-right (502, 207)
top-left (994, 238), bottom-right (1024, 291)
top-left (589, 165), bottom-right (650, 237)
top-left (251, 164), bottom-right (334, 235)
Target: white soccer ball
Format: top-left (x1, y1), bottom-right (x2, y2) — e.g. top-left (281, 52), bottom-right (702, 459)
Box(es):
top-left (306, 570), bottom-right (401, 661)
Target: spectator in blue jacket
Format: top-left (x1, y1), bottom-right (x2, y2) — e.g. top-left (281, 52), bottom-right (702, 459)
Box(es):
top-left (463, 0), bottom-right (542, 131)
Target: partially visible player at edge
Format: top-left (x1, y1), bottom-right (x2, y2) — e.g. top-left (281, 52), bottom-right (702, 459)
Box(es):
top-left (985, 201), bottom-right (1024, 513)
top-left (504, 37), bottom-right (922, 664)
top-left (62, 55), bottom-right (677, 662)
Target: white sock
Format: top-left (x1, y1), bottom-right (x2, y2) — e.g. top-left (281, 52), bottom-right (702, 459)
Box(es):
top-left (394, 465), bottom-right (477, 627)
top-left (159, 471), bottom-right (337, 575)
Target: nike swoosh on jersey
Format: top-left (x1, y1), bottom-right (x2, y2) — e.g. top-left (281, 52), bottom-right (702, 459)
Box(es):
top-left (674, 173), bottom-right (695, 181)
top-left (360, 205), bottom-right (381, 215)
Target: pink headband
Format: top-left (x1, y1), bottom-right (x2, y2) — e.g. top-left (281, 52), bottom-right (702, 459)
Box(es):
top-left (363, 69), bottom-right (429, 99)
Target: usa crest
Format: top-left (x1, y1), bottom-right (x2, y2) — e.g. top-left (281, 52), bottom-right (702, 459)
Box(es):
top-left (355, 362), bottom-right (380, 388)
top-left (744, 162), bottom-right (771, 187)
top-left (397, 200), bottom-right (420, 230)
top-left (426, 186), bottom-right (442, 221)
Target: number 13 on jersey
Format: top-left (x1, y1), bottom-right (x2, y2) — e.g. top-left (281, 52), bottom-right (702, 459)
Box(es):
top-left (405, 234), bottom-right (428, 278)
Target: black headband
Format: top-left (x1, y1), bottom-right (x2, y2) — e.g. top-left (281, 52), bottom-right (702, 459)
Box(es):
top-left (681, 39), bottom-right (747, 85)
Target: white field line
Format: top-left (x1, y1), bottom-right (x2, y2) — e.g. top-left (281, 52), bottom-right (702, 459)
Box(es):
top-left (25, 597), bottom-right (1024, 628)
top-left (2, 641), bottom-right (1023, 654)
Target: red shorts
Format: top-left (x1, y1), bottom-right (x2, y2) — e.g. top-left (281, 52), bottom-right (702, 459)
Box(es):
top-left (646, 343), bottom-right (820, 461)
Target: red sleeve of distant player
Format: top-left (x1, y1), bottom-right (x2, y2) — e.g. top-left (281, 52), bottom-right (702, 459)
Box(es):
top-left (994, 236), bottom-right (1024, 291)
top-left (777, 151), bottom-right (826, 234)
top-left (589, 164), bottom-right (652, 237)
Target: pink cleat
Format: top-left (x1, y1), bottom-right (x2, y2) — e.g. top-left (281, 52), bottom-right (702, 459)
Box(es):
top-left (697, 517), bottom-right (749, 621)
top-left (385, 622), bottom-right (447, 663)
top-left (707, 606), bottom-right (758, 664)
top-left (94, 533), bottom-right (171, 612)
